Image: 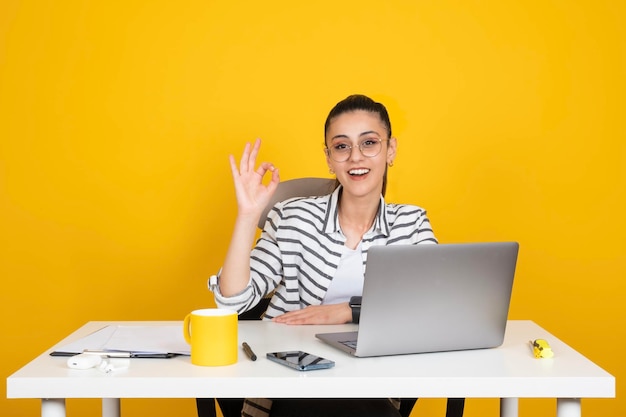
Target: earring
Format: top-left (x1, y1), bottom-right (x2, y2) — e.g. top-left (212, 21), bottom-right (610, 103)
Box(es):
top-left (388, 161), bottom-right (394, 167)
top-left (329, 168), bottom-right (335, 175)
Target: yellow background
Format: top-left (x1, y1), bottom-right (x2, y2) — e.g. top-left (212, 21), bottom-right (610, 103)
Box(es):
top-left (1, 1), bottom-right (624, 416)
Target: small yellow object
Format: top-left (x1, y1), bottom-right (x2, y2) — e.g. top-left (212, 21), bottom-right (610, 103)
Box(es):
top-left (530, 339), bottom-right (554, 358)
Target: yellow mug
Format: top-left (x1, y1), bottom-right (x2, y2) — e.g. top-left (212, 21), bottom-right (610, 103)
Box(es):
top-left (183, 308), bottom-right (238, 366)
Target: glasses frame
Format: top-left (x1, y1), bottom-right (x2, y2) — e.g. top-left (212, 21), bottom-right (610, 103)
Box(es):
top-left (325, 138), bottom-right (389, 163)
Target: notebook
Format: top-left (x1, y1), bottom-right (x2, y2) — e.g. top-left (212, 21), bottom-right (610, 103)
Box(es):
top-left (316, 242), bottom-right (519, 357)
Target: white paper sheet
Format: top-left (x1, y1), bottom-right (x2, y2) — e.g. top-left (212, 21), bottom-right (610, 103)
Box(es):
top-left (105, 325), bottom-right (190, 354)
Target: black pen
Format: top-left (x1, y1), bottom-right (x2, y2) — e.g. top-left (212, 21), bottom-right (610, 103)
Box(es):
top-left (242, 342), bottom-right (257, 361)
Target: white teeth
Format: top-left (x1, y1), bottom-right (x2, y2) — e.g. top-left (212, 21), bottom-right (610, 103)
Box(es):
top-left (349, 169), bottom-right (370, 175)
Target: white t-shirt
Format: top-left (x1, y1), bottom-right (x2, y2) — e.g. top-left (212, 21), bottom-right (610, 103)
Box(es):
top-left (322, 243), bottom-right (364, 305)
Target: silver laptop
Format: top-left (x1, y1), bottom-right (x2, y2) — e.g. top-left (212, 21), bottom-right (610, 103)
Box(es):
top-left (316, 242), bottom-right (519, 357)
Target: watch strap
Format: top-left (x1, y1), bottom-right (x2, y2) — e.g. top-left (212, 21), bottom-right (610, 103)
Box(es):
top-left (349, 296), bottom-right (362, 323)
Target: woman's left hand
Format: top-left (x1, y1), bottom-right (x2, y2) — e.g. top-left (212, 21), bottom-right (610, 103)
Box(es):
top-left (272, 303), bottom-right (352, 325)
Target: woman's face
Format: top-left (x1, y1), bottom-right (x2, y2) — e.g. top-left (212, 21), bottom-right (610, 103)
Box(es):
top-left (325, 110), bottom-right (397, 199)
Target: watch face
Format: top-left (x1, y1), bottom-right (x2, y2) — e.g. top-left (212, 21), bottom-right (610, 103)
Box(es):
top-left (349, 296), bottom-right (362, 307)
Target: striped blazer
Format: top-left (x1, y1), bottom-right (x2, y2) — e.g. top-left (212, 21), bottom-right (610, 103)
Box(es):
top-left (213, 186), bottom-right (437, 318)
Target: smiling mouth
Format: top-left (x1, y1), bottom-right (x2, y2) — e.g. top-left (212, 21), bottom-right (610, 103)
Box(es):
top-left (348, 169), bottom-right (370, 176)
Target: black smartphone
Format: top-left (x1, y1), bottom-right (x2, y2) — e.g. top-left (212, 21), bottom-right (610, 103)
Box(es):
top-left (266, 351), bottom-right (335, 371)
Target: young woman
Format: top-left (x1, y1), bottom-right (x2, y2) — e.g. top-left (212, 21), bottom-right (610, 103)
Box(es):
top-left (209, 95), bottom-right (450, 417)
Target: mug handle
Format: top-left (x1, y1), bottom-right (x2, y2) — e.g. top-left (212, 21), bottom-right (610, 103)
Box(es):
top-left (183, 314), bottom-right (192, 345)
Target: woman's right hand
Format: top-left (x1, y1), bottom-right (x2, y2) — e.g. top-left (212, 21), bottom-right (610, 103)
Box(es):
top-left (229, 138), bottom-right (280, 219)
top-left (219, 138), bottom-right (280, 297)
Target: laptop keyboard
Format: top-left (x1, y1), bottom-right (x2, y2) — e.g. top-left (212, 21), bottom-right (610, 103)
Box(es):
top-left (340, 340), bottom-right (358, 349)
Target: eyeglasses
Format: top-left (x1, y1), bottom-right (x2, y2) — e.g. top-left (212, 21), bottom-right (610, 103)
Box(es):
top-left (325, 138), bottom-right (388, 162)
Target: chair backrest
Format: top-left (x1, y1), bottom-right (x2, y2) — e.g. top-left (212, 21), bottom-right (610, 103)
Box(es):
top-left (257, 177), bottom-right (337, 229)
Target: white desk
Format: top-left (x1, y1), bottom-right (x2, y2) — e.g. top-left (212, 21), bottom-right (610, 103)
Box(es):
top-left (7, 320), bottom-right (614, 417)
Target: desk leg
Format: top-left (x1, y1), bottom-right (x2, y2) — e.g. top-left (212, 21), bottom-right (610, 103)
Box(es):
top-left (103, 398), bottom-right (121, 417)
top-left (557, 398), bottom-right (581, 417)
top-left (500, 398), bottom-right (518, 417)
top-left (42, 399), bottom-right (66, 417)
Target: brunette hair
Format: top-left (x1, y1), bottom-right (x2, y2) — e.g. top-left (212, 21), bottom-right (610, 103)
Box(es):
top-left (324, 94), bottom-right (392, 140)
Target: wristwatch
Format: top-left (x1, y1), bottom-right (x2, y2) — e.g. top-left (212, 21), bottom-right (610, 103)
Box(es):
top-left (349, 296), bottom-right (362, 324)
